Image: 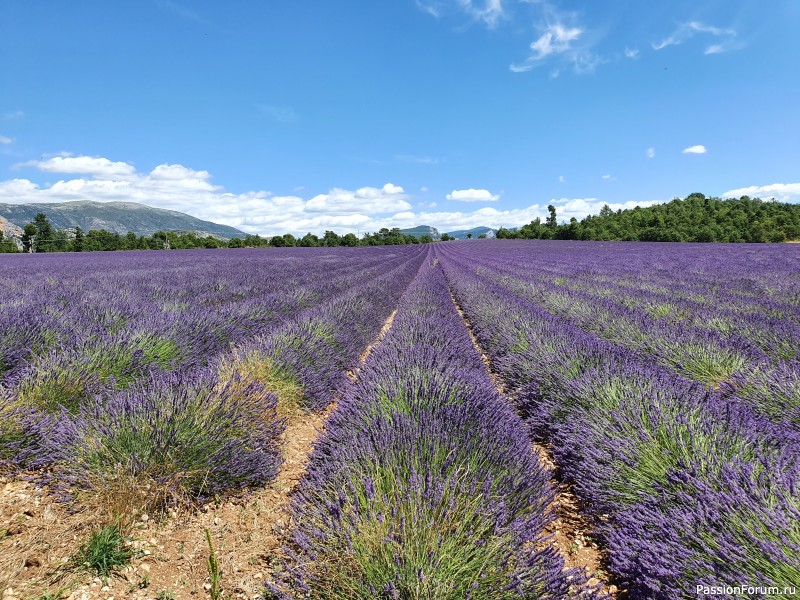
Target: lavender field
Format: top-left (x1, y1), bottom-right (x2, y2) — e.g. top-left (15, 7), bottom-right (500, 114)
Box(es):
top-left (1, 242), bottom-right (798, 599)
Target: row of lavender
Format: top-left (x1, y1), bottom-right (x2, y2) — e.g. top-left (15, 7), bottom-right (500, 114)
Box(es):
top-left (0, 246), bottom-right (426, 505)
top-left (437, 242), bottom-right (799, 597)
top-left (448, 241), bottom-right (800, 431)
top-left (269, 253), bottom-right (601, 599)
top-left (0, 247), bottom-right (411, 389)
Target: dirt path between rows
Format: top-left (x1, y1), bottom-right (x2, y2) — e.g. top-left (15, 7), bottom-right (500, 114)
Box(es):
top-left (445, 286), bottom-right (619, 599)
top-left (0, 309), bottom-right (399, 600)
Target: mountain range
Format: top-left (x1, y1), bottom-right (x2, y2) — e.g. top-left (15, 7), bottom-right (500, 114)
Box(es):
top-left (0, 201), bottom-right (247, 240)
top-left (397, 225), bottom-right (498, 240)
top-left (0, 200), bottom-right (501, 242)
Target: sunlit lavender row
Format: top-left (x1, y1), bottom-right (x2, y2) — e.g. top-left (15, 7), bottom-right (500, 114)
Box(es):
top-left (270, 252), bottom-right (601, 598)
top-left (437, 241), bottom-right (800, 598)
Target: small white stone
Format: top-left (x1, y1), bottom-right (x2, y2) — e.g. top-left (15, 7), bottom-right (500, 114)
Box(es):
top-left (100, 586), bottom-right (110, 592)
top-left (203, 583), bottom-right (212, 591)
top-left (140, 513), bottom-right (149, 522)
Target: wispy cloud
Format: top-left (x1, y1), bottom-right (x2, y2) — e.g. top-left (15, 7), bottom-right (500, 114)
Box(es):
top-left (446, 188), bottom-right (500, 202)
top-left (416, 0), bottom-right (504, 27)
top-left (624, 47), bottom-right (639, 59)
top-left (416, 0), bottom-right (443, 18)
top-left (682, 145), bottom-right (707, 155)
top-left (458, 0), bottom-right (505, 27)
top-left (723, 183), bottom-right (800, 203)
top-left (395, 154), bottom-right (439, 165)
top-left (511, 20), bottom-right (601, 75)
top-left (558, 175), bottom-right (566, 183)
top-left (154, 0), bottom-right (206, 23)
top-left (601, 174), bottom-right (614, 181)
top-left (0, 136), bottom-right (13, 144)
top-left (2, 111), bottom-right (24, 120)
top-left (646, 147), bottom-right (656, 158)
top-left (256, 104), bottom-right (299, 124)
top-left (653, 21), bottom-right (741, 54)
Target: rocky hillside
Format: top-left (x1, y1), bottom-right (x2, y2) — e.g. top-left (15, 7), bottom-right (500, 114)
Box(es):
top-left (444, 226), bottom-right (497, 240)
top-left (398, 225), bottom-right (441, 239)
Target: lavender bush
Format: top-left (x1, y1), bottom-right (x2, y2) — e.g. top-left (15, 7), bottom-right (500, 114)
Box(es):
top-left (31, 369), bottom-right (285, 503)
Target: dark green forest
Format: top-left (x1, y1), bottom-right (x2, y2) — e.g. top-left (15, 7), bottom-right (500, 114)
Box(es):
top-left (2, 194), bottom-right (798, 252)
top-left (498, 194), bottom-right (800, 243)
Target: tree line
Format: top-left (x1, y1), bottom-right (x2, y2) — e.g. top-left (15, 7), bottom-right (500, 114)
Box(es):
top-left (0, 215), bottom-right (445, 253)
top-left (496, 194), bottom-right (800, 243)
top-left (3, 194), bottom-right (797, 253)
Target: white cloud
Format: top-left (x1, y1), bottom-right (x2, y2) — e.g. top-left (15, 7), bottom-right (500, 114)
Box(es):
top-left (653, 21), bottom-right (741, 54)
top-left (601, 174), bottom-right (614, 181)
top-left (646, 147), bottom-right (656, 158)
top-left (17, 155), bottom-right (138, 179)
top-left (624, 47), bottom-right (639, 59)
top-left (1, 152), bottom-right (417, 236)
top-left (0, 152), bottom-right (669, 238)
top-left (511, 21), bottom-right (601, 75)
top-left (458, 0), bottom-right (505, 27)
top-left (446, 188), bottom-right (500, 202)
top-left (558, 175), bottom-right (566, 183)
top-left (2, 111), bottom-right (24, 120)
top-left (682, 145), bottom-right (707, 155)
top-left (420, 186), bottom-right (429, 192)
top-left (0, 136), bottom-right (13, 144)
top-left (305, 183), bottom-right (411, 214)
top-left (722, 183), bottom-right (800, 203)
top-left (552, 197), bottom-right (661, 221)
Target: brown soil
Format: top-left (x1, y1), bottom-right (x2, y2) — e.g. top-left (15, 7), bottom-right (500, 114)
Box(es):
top-left (0, 310), bottom-right (398, 600)
top-left (447, 286), bottom-right (619, 598)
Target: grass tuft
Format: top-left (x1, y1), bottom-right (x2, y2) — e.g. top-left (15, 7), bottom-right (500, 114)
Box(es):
top-left (74, 523), bottom-right (132, 577)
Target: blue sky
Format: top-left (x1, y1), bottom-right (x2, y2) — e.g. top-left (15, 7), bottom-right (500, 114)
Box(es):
top-left (1, 0), bottom-right (798, 236)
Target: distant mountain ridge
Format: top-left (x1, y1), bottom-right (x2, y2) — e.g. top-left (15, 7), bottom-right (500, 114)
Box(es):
top-left (398, 225), bottom-right (441, 239)
top-left (0, 200), bottom-right (246, 239)
top-left (443, 226), bottom-right (497, 240)
top-left (397, 225), bottom-right (498, 240)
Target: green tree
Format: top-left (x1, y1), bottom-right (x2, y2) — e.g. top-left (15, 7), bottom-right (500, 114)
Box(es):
top-left (546, 205), bottom-right (558, 230)
top-left (27, 212), bottom-right (56, 252)
top-left (322, 230), bottom-right (341, 247)
top-left (21, 223), bottom-right (36, 252)
top-left (341, 232), bottom-right (359, 247)
top-left (0, 231), bottom-right (19, 253)
top-left (299, 232), bottom-right (320, 247)
top-left (73, 227), bottom-right (85, 252)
